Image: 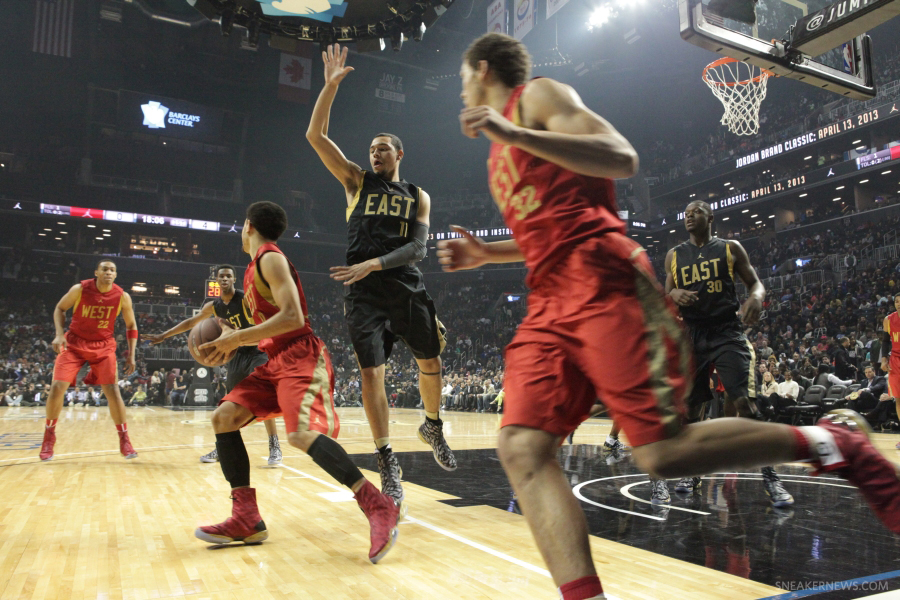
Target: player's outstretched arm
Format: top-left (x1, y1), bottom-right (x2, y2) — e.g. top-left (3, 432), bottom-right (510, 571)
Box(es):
top-left (120, 292), bottom-right (138, 375)
top-left (144, 301), bottom-right (214, 345)
top-left (729, 240), bottom-right (765, 325)
top-left (52, 283), bottom-right (82, 354)
top-left (200, 253), bottom-right (304, 363)
top-left (437, 226), bottom-right (524, 272)
top-left (305, 43), bottom-right (364, 195)
top-left (459, 78), bottom-right (638, 179)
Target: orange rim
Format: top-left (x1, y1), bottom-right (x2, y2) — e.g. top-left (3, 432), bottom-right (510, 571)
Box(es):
top-left (702, 57), bottom-right (774, 87)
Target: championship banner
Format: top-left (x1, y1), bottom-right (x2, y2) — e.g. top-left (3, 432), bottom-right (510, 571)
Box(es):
top-left (546, 0), bottom-right (569, 20)
top-left (487, 0), bottom-right (506, 34)
top-left (512, 0), bottom-right (536, 40)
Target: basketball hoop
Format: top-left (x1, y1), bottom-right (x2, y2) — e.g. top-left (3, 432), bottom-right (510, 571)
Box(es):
top-left (702, 57), bottom-right (773, 136)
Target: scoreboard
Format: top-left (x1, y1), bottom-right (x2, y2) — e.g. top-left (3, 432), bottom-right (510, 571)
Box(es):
top-left (206, 280), bottom-right (221, 298)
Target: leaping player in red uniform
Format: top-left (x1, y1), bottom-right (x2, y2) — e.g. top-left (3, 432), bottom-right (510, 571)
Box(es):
top-left (194, 201), bottom-right (401, 563)
top-left (41, 259), bottom-right (139, 461)
top-left (438, 33), bottom-right (900, 600)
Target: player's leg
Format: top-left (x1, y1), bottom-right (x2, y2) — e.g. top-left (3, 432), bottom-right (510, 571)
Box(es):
top-left (264, 418), bottom-right (282, 465)
top-left (499, 334), bottom-right (603, 597)
top-left (277, 338), bottom-right (400, 563)
top-left (40, 380), bottom-right (71, 460)
top-left (101, 383), bottom-right (137, 459)
top-left (195, 397), bottom-right (269, 545)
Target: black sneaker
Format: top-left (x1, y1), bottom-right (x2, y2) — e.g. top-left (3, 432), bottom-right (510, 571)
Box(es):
top-left (761, 466), bottom-right (794, 507)
top-left (674, 476), bottom-right (702, 493)
top-left (650, 479), bottom-right (671, 505)
top-left (376, 450), bottom-right (405, 504)
top-left (417, 419), bottom-right (457, 471)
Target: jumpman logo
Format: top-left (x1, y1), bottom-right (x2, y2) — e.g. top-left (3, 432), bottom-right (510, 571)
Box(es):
top-left (892, 104), bottom-right (898, 114)
top-left (228, 223), bottom-right (237, 233)
top-left (827, 168), bottom-right (835, 177)
top-left (84, 209), bottom-right (95, 218)
top-left (13, 203), bottom-right (21, 210)
top-left (698, 253), bottom-right (704, 259)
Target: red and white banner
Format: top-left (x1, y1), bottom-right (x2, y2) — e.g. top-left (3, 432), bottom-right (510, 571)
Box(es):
top-left (512, 0), bottom-right (536, 41)
top-left (33, 0), bottom-right (74, 58)
top-left (487, 0), bottom-right (506, 34)
top-left (278, 45), bottom-right (313, 104)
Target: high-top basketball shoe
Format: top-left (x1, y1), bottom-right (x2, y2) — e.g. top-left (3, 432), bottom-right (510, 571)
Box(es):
top-left (354, 480), bottom-right (402, 564)
top-left (118, 431), bottom-right (138, 459)
top-left (40, 428), bottom-right (56, 461)
top-left (195, 487), bottom-right (268, 544)
top-left (813, 410), bottom-right (900, 533)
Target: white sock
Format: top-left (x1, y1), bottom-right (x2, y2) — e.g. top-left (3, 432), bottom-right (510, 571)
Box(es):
top-left (798, 426), bottom-right (846, 468)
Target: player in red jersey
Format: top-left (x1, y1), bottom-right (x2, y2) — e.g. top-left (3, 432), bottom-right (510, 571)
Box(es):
top-left (882, 292), bottom-right (900, 448)
top-left (194, 201), bottom-right (401, 563)
top-left (41, 259), bottom-right (139, 461)
top-left (437, 33), bottom-right (900, 600)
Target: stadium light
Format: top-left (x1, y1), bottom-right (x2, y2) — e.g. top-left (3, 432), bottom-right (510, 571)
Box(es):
top-left (799, 193), bottom-right (808, 197)
top-left (852, 139), bottom-right (862, 144)
top-left (587, 5), bottom-right (615, 30)
top-left (804, 156), bottom-right (812, 160)
top-left (836, 186), bottom-right (844, 190)
top-left (882, 170), bottom-right (892, 175)
top-left (741, 209), bottom-right (749, 213)
top-left (722, 217), bottom-right (730, 221)
top-left (859, 179), bottom-right (869, 183)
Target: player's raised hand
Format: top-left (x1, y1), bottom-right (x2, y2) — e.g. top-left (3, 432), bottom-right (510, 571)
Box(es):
top-left (459, 105), bottom-right (520, 143)
top-left (437, 226), bottom-right (489, 272)
top-left (52, 334), bottom-right (67, 354)
top-left (323, 43), bottom-right (354, 86)
top-left (144, 333), bottom-right (167, 346)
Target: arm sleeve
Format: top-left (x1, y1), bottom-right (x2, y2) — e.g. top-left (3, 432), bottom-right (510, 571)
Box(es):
top-left (378, 221), bottom-right (429, 270)
top-left (882, 331), bottom-right (892, 362)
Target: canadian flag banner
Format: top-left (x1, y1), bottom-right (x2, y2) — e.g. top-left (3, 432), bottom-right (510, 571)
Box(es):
top-left (278, 45), bottom-right (313, 104)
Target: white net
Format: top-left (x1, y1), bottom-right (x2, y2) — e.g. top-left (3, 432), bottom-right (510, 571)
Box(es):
top-left (702, 59), bottom-right (772, 136)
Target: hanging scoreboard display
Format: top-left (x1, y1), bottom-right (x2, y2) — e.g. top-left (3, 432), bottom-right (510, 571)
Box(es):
top-left (206, 280), bottom-right (221, 299)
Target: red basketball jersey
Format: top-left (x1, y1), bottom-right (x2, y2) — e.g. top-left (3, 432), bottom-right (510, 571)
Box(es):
top-left (243, 242), bottom-right (313, 354)
top-left (487, 82), bottom-right (625, 288)
top-left (888, 312), bottom-right (900, 361)
top-left (69, 278), bottom-right (123, 342)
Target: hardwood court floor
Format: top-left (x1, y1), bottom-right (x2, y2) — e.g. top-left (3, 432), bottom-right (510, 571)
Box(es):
top-left (1, 405), bottom-right (898, 600)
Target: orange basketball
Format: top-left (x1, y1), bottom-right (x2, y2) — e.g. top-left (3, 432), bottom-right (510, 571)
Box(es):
top-left (188, 318), bottom-right (235, 367)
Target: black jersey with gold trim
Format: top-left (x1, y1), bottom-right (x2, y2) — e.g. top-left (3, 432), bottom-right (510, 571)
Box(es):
top-left (213, 290), bottom-right (254, 331)
top-left (671, 237), bottom-right (741, 327)
top-left (346, 170), bottom-right (420, 266)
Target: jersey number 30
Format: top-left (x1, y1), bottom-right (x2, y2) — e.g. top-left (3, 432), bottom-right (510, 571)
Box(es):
top-left (706, 280), bottom-right (723, 293)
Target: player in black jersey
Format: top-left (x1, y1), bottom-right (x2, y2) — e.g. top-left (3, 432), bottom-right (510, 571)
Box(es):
top-left (662, 201), bottom-right (793, 508)
top-left (306, 44), bottom-right (456, 504)
top-left (146, 265), bottom-right (282, 465)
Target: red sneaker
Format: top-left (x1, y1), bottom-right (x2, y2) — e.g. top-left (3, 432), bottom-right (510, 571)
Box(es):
top-left (118, 431), bottom-right (138, 459)
top-left (355, 480), bottom-right (401, 563)
top-left (814, 410), bottom-right (900, 533)
top-left (195, 487), bottom-right (268, 544)
top-left (40, 428), bottom-right (56, 461)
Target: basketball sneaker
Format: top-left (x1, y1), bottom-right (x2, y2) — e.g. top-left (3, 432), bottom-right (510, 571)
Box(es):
top-left (761, 466), bottom-right (794, 507)
top-left (200, 449), bottom-right (219, 463)
top-left (377, 449), bottom-right (405, 504)
top-left (417, 418), bottom-right (457, 471)
top-left (674, 477), bottom-right (702, 493)
top-left (650, 479), bottom-right (670, 505)
top-left (812, 410), bottom-right (900, 533)
top-left (118, 431), bottom-right (137, 459)
top-left (602, 438), bottom-right (628, 453)
top-left (40, 428), bottom-right (56, 461)
top-left (268, 441), bottom-right (282, 466)
top-left (354, 480), bottom-right (401, 563)
top-left (195, 487), bottom-right (268, 544)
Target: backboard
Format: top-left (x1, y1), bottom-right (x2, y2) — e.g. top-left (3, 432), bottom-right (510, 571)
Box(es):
top-left (678, 0), bottom-right (899, 99)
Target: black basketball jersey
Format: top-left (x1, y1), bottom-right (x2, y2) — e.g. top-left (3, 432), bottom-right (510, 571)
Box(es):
top-left (346, 170), bottom-right (420, 266)
top-left (213, 290), bottom-right (254, 330)
top-left (671, 237), bottom-right (741, 327)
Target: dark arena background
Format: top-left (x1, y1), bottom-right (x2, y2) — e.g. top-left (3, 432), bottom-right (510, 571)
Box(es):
top-left (3, 0), bottom-right (900, 598)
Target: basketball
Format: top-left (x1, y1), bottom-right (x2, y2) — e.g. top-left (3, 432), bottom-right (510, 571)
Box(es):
top-left (188, 318), bottom-right (234, 367)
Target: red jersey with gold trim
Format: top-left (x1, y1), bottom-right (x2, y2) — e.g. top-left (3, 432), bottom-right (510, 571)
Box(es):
top-left (887, 312), bottom-right (900, 362)
top-left (69, 279), bottom-right (123, 342)
top-left (243, 242), bottom-right (313, 354)
top-left (487, 82), bottom-right (625, 288)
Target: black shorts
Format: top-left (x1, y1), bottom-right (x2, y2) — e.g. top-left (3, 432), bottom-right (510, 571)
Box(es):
top-left (225, 347), bottom-right (269, 392)
top-left (344, 267), bottom-right (446, 369)
top-left (686, 320), bottom-right (757, 408)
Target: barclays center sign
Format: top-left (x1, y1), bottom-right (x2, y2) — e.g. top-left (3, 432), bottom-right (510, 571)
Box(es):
top-left (119, 91), bottom-right (223, 142)
top-left (141, 101), bottom-right (202, 130)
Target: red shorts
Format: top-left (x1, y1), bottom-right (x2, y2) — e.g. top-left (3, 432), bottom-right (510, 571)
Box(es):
top-left (52, 332), bottom-right (118, 386)
top-left (889, 359), bottom-right (900, 398)
top-left (501, 233), bottom-right (692, 446)
top-left (224, 334), bottom-right (339, 437)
